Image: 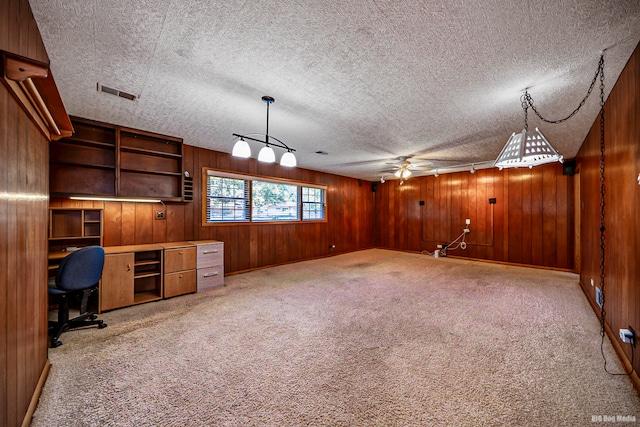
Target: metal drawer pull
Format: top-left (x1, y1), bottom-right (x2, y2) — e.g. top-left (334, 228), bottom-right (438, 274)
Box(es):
top-left (203, 272), bottom-right (218, 277)
top-left (202, 250), bottom-right (218, 254)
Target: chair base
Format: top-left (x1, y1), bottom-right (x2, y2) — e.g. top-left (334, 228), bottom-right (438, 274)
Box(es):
top-left (48, 309), bottom-right (107, 348)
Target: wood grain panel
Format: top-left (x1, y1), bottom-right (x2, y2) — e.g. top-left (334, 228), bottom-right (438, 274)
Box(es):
top-left (576, 42), bottom-right (640, 383)
top-left (51, 145), bottom-right (371, 273)
top-left (1, 1), bottom-right (51, 425)
top-left (508, 169), bottom-right (523, 264)
top-left (374, 162), bottom-right (574, 270)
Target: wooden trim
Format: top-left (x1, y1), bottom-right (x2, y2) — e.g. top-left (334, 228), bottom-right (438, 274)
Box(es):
top-left (118, 125), bottom-right (183, 143)
top-left (224, 246), bottom-right (376, 276)
top-left (21, 359), bottom-right (51, 427)
top-left (204, 167), bottom-right (328, 188)
top-left (202, 167), bottom-right (329, 227)
top-left (0, 50), bottom-right (73, 141)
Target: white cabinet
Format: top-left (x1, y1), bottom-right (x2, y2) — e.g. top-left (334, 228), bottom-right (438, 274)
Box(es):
top-left (192, 241), bottom-right (224, 292)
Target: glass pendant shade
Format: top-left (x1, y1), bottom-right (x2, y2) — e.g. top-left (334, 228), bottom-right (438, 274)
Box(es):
top-left (232, 96), bottom-right (297, 167)
top-left (232, 138), bottom-right (251, 158)
top-left (494, 127), bottom-right (563, 169)
top-left (280, 151), bottom-right (297, 167)
top-left (402, 169), bottom-right (411, 179)
top-left (258, 145), bottom-right (276, 163)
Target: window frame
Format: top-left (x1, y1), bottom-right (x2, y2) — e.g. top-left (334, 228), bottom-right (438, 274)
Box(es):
top-left (202, 168), bottom-right (328, 226)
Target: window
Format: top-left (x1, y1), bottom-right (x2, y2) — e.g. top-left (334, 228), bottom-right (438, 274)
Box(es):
top-left (204, 169), bottom-right (327, 224)
top-left (205, 176), bottom-right (250, 222)
top-left (252, 181), bottom-right (299, 222)
top-left (302, 187), bottom-right (325, 220)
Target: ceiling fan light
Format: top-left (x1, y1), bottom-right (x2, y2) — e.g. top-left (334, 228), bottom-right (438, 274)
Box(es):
top-left (258, 145), bottom-right (276, 163)
top-left (232, 138), bottom-right (251, 158)
top-left (402, 169), bottom-right (412, 179)
top-left (394, 169), bottom-right (402, 178)
top-left (280, 151), bottom-right (297, 167)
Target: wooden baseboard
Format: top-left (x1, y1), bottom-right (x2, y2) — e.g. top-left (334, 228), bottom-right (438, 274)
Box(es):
top-left (373, 246), bottom-right (576, 273)
top-left (579, 283), bottom-right (640, 394)
top-left (21, 359), bottom-right (51, 427)
top-left (225, 247), bottom-right (376, 277)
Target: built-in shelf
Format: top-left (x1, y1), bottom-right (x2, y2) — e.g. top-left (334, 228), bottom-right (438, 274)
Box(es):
top-left (134, 272), bottom-right (161, 279)
top-left (120, 168), bottom-right (182, 177)
top-left (48, 208), bottom-right (103, 280)
top-left (62, 137), bottom-right (115, 149)
top-left (120, 146), bottom-right (182, 159)
top-left (134, 292), bottom-right (162, 304)
top-left (49, 117), bottom-right (184, 201)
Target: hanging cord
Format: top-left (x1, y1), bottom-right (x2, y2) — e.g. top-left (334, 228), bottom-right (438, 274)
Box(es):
top-left (523, 55), bottom-right (605, 123)
top-left (421, 224), bottom-right (470, 256)
top-left (445, 226), bottom-right (469, 252)
top-left (592, 56), bottom-right (636, 377)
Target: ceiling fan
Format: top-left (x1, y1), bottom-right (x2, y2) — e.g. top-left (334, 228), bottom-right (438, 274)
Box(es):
top-left (379, 155), bottom-right (495, 183)
top-left (380, 156), bottom-right (457, 181)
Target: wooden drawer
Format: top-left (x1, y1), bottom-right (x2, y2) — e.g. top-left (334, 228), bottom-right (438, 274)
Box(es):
top-left (197, 243), bottom-right (223, 268)
top-left (164, 269), bottom-right (196, 298)
top-left (197, 265), bottom-right (224, 292)
top-left (164, 247), bottom-right (196, 273)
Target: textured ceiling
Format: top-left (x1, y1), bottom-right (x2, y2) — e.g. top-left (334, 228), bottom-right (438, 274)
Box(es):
top-left (29, 0), bottom-right (640, 181)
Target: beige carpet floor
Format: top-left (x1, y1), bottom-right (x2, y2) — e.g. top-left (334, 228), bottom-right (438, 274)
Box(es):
top-left (33, 249), bottom-right (639, 426)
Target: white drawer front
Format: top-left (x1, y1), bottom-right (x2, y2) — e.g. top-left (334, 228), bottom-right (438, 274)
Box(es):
top-left (197, 243), bottom-right (223, 268)
top-left (197, 265), bottom-right (224, 292)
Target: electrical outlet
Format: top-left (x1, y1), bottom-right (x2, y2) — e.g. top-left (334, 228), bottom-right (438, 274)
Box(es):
top-left (437, 244), bottom-right (443, 249)
top-left (595, 287), bottom-right (603, 308)
top-left (156, 210), bottom-right (166, 220)
top-left (465, 218), bottom-right (471, 225)
top-left (619, 327), bottom-right (635, 347)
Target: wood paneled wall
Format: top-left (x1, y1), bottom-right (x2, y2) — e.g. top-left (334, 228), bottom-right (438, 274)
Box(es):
top-left (1, 0), bottom-right (51, 425)
top-left (51, 145), bottom-right (375, 273)
top-left (576, 42), bottom-right (640, 380)
top-left (374, 162), bottom-right (574, 270)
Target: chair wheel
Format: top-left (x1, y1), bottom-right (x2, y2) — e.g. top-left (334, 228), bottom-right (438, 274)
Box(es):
top-left (99, 323), bottom-right (107, 329)
top-left (90, 314), bottom-right (98, 320)
top-left (51, 340), bottom-right (62, 348)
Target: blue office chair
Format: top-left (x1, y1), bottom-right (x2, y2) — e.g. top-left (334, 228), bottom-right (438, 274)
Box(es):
top-left (48, 246), bottom-right (107, 347)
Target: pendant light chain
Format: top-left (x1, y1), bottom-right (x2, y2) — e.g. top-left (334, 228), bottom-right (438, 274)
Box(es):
top-left (520, 95), bottom-right (529, 130)
top-left (524, 55), bottom-right (605, 124)
top-left (592, 59), bottom-right (635, 377)
top-left (598, 59), bottom-right (607, 339)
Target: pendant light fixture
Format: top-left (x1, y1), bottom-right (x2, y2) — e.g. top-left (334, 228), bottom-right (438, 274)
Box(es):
top-left (232, 96), bottom-right (297, 167)
top-left (495, 54), bottom-right (605, 170)
top-left (494, 92), bottom-right (563, 170)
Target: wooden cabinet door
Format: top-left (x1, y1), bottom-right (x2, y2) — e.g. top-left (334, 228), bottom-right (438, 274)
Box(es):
top-left (164, 247), bottom-right (196, 273)
top-left (100, 253), bottom-right (135, 311)
top-left (164, 270), bottom-right (196, 298)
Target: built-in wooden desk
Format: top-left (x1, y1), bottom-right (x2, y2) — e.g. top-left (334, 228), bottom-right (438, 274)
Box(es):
top-left (96, 241), bottom-right (224, 312)
top-left (100, 244), bottom-right (164, 312)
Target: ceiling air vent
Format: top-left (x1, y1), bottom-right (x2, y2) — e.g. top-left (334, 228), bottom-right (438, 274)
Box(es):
top-left (97, 83), bottom-right (138, 101)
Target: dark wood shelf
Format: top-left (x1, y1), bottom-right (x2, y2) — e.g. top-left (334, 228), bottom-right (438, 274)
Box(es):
top-left (50, 161), bottom-right (116, 170)
top-left (120, 168), bottom-right (182, 177)
top-left (120, 146), bottom-right (182, 159)
top-left (58, 137), bottom-right (115, 150)
top-left (49, 236), bottom-right (101, 241)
